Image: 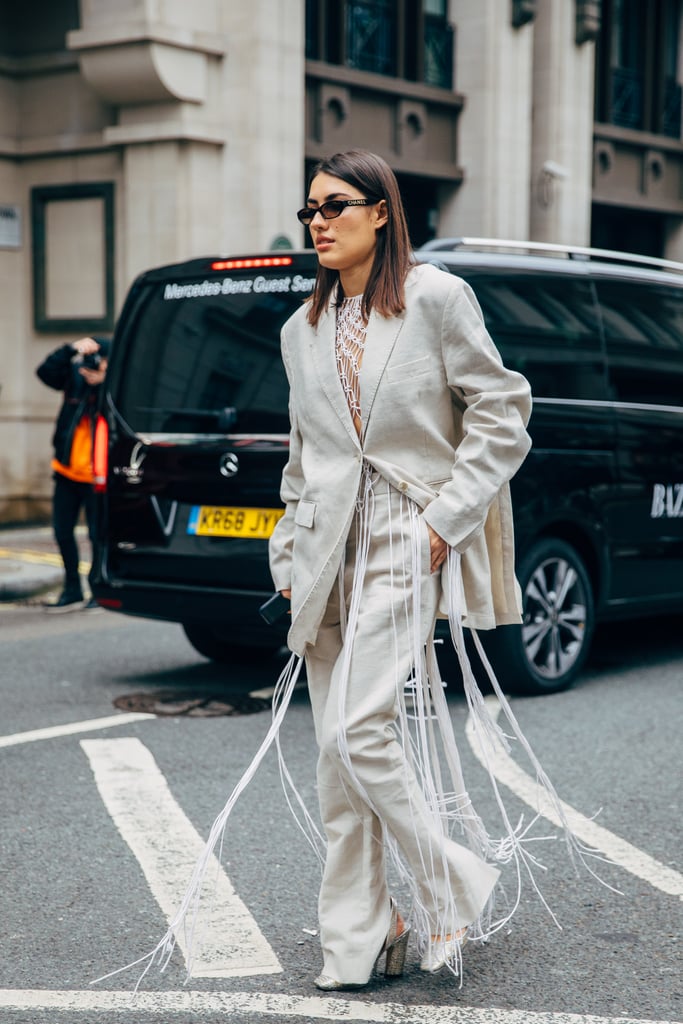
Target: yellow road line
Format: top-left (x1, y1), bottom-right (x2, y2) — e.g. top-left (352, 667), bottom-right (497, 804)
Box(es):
top-left (0, 548), bottom-right (90, 574)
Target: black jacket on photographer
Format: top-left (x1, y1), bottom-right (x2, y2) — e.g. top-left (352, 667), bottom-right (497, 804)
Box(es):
top-left (36, 338), bottom-right (110, 474)
top-left (37, 337), bottom-right (111, 609)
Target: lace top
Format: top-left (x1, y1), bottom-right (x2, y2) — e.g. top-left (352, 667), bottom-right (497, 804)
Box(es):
top-left (335, 294), bottom-right (366, 437)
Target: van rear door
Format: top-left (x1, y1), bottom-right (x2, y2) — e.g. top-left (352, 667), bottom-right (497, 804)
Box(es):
top-left (93, 255), bottom-right (316, 627)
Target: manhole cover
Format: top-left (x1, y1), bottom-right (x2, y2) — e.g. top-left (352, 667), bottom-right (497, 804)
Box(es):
top-left (113, 689), bottom-right (272, 717)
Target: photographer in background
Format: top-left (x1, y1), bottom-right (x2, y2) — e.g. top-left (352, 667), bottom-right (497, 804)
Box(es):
top-left (36, 336), bottom-right (110, 612)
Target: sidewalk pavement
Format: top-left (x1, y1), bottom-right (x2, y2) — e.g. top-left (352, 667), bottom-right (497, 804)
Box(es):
top-left (0, 524), bottom-right (90, 602)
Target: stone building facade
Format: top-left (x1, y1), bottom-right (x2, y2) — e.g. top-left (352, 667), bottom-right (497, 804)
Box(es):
top-left (1, 0), bottom-right (682, 522)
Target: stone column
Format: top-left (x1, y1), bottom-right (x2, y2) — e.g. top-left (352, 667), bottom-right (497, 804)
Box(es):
top-left (439, 0), bottom-right (534, 241)
top-left (218, 1), bottom-right (305, 254)
top-left (70, 0), bottom-right (226, 283)
top-left (529, 0), bottom-right (596, 246)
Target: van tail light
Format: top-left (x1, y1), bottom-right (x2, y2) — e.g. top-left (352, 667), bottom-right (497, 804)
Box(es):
top-left (210, 257), bottom-right (293, 271)
top-left (93, 414), bottom-right (109, 492)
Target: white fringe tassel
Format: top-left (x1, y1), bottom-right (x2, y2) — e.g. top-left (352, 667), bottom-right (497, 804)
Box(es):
top-left (447, 547), bottom-right (621, 897)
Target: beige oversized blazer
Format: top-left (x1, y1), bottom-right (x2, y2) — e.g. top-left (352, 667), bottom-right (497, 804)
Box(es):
top-left (269, 262), bottom-right (532, 657)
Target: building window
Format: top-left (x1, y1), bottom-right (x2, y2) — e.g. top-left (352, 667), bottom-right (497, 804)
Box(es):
top-left (662, 0), bottom-right (682, 136)
top-left (306, 0), bottom-right (454, 90)
top-left (423, 0), bottom-right (453, 88)
top-left (0, 0), bottom-right (79, 58)
top-left (305, 0), bottom-right (320, 59)
top-left (609, 0), bottom-right (646, 129)
top-left (596, 0), bottom-right (682, 138)
top-left (346, 0), bottom-right (397, 75)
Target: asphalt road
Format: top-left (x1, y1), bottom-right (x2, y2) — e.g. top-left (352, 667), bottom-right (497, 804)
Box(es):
top-left (0, 601), bottom-right (681, 1024)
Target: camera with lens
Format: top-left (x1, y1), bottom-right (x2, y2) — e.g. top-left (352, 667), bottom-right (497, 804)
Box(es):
top-left (82, 352), bottom-right (102, 370)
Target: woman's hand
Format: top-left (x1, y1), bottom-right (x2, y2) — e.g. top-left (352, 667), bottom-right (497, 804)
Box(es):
top-left (281, 589), bottom-right (292, 599)
top-left (426, 524), bottom-right (448, 574)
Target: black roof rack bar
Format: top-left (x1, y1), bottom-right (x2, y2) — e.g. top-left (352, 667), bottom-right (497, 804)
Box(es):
top-left (419, 237), bottom-right (683, 274)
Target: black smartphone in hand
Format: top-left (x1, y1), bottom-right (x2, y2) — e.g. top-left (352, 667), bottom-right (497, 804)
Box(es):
top-left (259, 592), bottom-right (291, 625)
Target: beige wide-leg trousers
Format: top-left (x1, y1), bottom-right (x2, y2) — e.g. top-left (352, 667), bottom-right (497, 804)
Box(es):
top-left (305, 481), bottom-right (500, 985)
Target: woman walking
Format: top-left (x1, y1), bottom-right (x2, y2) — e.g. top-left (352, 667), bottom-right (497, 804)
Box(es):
top-left (267, 149), bottom-right (533, 989)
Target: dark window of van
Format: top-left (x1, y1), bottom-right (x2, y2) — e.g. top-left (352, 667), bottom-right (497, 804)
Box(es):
top-left (459, 271), bottom-right (607, 401)
top-left (112, 281), bottom-right (297, 436)
top-left (594, 278), bottom-right (683, 407)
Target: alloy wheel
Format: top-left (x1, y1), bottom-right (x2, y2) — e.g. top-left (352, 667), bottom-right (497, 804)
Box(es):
top-left (522, 555), bottom-right (588, 681)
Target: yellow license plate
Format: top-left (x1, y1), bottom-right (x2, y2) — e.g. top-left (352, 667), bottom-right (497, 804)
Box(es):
top-left (187, 505), bottom-right (285, 539)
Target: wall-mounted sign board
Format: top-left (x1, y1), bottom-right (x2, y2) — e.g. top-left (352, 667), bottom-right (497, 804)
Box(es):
top-left (0, 204), bottom-right (22, 249)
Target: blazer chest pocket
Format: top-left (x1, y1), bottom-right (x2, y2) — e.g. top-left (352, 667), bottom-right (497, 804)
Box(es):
top-left (295, 500), bottom-right (316, 528)
top-left (385, 355), bottom-right (431, 383)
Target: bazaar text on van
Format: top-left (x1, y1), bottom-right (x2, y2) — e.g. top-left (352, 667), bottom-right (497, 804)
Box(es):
top-left (651, 483), bottom-right (683, 518)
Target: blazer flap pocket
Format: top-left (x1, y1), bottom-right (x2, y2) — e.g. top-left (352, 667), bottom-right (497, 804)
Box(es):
top-left (295, 500), bottom-right (316, 528)
top-left (385, 354), bottom-right (430, 382)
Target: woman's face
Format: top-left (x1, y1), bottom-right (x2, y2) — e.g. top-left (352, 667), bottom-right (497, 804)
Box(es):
top-left (305, 172), bottom-right (387, 284)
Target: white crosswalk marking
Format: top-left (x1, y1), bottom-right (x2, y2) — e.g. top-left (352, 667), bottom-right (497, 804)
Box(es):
top-left (0, 988), bottom-right (679, 1023)
top-left (0, 712), bottom-right (154, 748)
top-left (466, 696), bottom-right (683, 900)
top-left (81, 737), bottom-right (282, 978)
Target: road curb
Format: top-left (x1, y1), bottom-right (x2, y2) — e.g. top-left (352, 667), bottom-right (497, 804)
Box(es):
top-left (0, 525), bottom-right (86, 602)
top-left (0, 559), bottom-right (62, 601)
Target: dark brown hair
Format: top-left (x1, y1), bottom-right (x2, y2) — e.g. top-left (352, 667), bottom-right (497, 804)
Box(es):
top-left (306, 150), bottom-right (414, 327)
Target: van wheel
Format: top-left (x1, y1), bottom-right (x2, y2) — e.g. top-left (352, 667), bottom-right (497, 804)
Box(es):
top-left (182, 623), bottom-right (269, 663)
top-left (483, 538), bottom-right (595, 696)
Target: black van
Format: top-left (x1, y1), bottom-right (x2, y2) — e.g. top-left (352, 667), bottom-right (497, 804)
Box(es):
top-left (91, 241), bottom-right (683, 695)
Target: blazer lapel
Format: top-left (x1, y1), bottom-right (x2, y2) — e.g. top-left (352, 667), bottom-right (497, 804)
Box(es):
top-left (360, 309), bottom-right (405, 435)
top-left (310, 305), bottom-right (361, 449)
